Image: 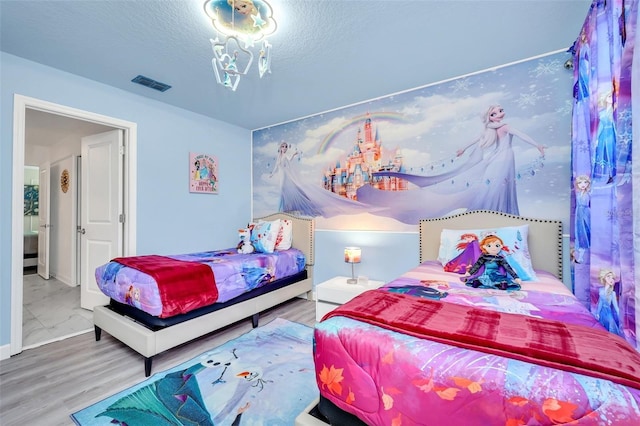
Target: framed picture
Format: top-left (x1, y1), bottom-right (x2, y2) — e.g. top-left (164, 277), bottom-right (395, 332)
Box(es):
top-left (24, 184), bottom-right (39, 216)
top-left (189, 152), bottom-right (218, 194)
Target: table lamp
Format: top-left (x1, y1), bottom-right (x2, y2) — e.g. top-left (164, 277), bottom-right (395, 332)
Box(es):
top-left (344, 247), bottom-right (361, 284)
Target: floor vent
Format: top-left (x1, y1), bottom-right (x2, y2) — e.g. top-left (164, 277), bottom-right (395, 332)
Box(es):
top-left (131, 75), bottom-right (172, 92)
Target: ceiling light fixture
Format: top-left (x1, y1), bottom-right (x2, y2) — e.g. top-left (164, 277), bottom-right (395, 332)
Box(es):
top-left (203, 0), bottom-right (277, 91)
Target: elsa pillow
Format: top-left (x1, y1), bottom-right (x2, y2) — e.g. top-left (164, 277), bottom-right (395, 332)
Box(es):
top-left (250, 220), bottom-right (280, 253)
top-left (437, 225), bottom-right (537, 281)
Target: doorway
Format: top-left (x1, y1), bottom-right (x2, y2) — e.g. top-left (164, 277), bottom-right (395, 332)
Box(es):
top-left (11, 95), bottom-right (138, 355)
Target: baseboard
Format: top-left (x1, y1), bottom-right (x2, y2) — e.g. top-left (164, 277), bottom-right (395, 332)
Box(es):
top-left (0, 343), bottom-right (11, 361)
top-left (54, 272), bottom-right (75, 287)
top-left (47, 272), bottom-right (76, 287)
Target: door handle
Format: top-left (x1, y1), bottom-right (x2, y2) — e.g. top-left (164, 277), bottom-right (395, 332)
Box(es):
top-left (77, 227), bottom-right (86, 234)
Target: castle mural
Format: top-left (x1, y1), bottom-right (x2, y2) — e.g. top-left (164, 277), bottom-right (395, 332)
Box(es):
top-left (322, 115), bottom-right (409, 200)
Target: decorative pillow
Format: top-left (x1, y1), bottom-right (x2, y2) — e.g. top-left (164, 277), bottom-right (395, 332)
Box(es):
top-left (437, 225), bottom-right (537, 281)
top-left (274, 218), bottom-right (293, 250)
top-left (250, 220), bottom-right (280, 253)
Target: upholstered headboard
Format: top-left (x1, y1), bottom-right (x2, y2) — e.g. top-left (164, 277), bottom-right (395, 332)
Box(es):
top-left (254, 212), bottom-right (315, 266)
top-left (419, 210), bottom-right (563, 279)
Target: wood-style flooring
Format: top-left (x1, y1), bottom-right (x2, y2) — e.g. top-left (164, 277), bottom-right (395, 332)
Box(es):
top-left (0, 297), bottom-right (317, 426)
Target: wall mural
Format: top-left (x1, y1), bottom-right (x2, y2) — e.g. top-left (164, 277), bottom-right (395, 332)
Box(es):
top-left (253, 50), bottom-right (573, 231)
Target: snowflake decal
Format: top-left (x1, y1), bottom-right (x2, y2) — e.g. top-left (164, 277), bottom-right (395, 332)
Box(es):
top-left (451, 78), bottom-right (471, 92)
top-left (532, 60), bottom-right (561, 77)
top-left (259, 130), bottom-right (274, 143)
top-left (516, 91), bottom-right (540, 107)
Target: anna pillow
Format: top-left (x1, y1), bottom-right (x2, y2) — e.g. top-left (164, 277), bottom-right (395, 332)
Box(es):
top-left (437, 225), bottom-right (537, 281)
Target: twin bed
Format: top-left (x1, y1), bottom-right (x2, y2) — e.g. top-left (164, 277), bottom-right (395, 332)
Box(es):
top-left (93, 212), bottom-right (314, 376)
top-left (312, 210), bottom-right (640, 425)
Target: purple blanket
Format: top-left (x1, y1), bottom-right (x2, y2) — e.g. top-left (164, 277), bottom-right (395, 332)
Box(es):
top-left (96, 248), bottom-right (305, 317)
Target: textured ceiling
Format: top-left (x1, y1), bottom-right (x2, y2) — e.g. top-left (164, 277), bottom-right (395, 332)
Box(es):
top-left (1, 0), bottom-right (591, 131)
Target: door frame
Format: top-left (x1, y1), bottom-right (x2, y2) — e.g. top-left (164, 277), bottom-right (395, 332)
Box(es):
top-left (11, 94), bottom-right (138, 355)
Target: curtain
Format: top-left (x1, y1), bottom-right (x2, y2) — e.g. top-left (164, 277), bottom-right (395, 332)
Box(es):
top-left (570, 0), bottom-right (639, 349)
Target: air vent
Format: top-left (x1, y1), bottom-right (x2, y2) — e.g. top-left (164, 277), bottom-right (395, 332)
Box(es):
top-left (131, 75), bottom-right (172, 92)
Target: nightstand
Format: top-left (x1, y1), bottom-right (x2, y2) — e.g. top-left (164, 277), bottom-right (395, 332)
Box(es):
top-left (315, 276), bottom-right (385, 322)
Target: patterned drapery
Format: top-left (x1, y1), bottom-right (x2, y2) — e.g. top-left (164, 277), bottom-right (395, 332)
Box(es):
top-left (570, 0), bottom-right (639, 348)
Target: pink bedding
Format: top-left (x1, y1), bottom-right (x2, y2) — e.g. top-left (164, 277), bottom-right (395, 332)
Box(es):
top-left (314, 261), bottom-right (640, 425)
top-left (324, 289), bottom-right (640, 390)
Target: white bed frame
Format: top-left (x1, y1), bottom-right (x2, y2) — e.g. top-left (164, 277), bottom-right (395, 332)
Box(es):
top-left (93, 212), bottom-right (315, 376)
top-left (419, 210), bottom-right (563, 279)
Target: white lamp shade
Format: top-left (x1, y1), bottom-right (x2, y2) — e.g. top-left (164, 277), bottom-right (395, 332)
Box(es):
top-left (344, 247), bottom-right (361, 264)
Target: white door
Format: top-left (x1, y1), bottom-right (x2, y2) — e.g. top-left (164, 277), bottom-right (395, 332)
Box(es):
top-left (37, 163), bottom-right (50, 279)
top-left (80, 130), bottom-right (123, 310)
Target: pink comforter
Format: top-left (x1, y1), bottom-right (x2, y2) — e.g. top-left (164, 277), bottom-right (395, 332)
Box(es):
top-left (324, 289), bottom-right (640, 390)
top-left (314, 261), bottom-right (640, 425)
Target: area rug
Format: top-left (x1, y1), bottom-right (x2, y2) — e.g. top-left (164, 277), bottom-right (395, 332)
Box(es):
top-left (71, 318), bottom-right (318, 425)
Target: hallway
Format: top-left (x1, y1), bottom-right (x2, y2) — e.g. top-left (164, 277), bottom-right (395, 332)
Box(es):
top-left (22, 273), bottom-right (93, 348)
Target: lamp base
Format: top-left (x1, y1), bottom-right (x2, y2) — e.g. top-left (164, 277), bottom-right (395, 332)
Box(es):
top-left (347, 262), bottom-right (358, 284)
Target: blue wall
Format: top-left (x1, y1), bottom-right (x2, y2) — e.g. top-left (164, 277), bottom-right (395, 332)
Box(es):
top-left (312, 230), bottom-right (419, 285)
top-left (0, 53), bottom-right (252, 346)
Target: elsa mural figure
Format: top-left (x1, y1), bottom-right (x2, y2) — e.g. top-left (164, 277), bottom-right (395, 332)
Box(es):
top-left (270, 141), bottom-right (374, 217)
top-left (452, 104), bottom-right (546, 214)
top-left (357, 105), bottom-right (546, 223)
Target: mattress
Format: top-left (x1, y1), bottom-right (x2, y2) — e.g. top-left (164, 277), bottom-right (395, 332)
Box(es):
top-left (95, 247), bottom-right (306, 317)
top-left (108, 269), bottom-right (307, 329)
top-left (313, 261), bottom-right (640, 425)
